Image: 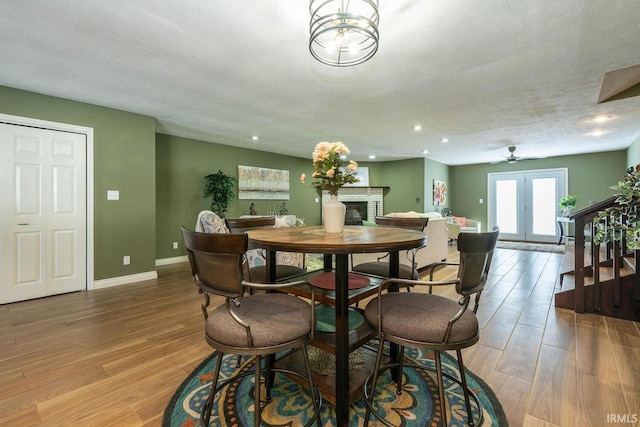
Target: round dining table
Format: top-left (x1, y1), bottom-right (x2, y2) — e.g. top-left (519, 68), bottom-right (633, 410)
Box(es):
top-left (247, 225), bottom-right (427, 426)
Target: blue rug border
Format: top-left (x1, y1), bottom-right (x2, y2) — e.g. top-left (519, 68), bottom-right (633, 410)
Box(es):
top-left (162, 348), bottom-right (508, 426)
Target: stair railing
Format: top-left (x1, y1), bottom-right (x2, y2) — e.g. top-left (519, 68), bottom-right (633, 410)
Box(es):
top-left (569, 197), bottom-right (620, 313)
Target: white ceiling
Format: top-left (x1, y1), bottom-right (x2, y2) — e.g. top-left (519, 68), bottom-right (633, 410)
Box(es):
top-left (1, 0), bottom-right (639, 165)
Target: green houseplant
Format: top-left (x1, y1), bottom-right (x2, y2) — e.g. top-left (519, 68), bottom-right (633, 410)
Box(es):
top-left (203, 170), bottom-right (236, 217)
top-left (559, 194), bottom-right (577, 216)
top-left (593, 167), bottom-right (640, 250)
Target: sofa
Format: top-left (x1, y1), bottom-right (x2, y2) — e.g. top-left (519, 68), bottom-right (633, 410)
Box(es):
top-left (447, 216), bottom-right (482, 240)
top-left (350, 211), bottom-right (449, 271)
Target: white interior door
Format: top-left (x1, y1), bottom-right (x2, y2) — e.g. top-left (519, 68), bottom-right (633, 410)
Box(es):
top-left (489, 169), bottom-right (567, 243)
top-left (0, 123), bottom-right (87, 303)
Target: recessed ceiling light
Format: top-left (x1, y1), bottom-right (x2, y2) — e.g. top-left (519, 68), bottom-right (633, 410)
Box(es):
top-left (422, 150), bottom-right (429, 154)
top-left (590, 115), bottom-right (613, 123)
top-left (252, 135), bottom-right (259, 141)
top-left (413, 125), bottom-right (422, 131)
top-left (441, 138), bottom-right (449, 143)
top-left (369, 155), bottom-right (376, 159)
top-left (587, 129), bottom-right (606, 137)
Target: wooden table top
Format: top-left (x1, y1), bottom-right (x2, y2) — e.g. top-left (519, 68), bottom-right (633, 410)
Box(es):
top-left (247, 225), bottom-right (427, 254)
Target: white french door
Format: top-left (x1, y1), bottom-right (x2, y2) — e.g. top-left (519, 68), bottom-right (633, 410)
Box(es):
top-left (488, 169), bottom-right (567, 243)
top-left (0, 122), bottom-right (87, 303)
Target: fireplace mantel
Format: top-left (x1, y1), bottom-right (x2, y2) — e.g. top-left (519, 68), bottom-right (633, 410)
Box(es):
top-left (342, 186), bottom-right (389, 190)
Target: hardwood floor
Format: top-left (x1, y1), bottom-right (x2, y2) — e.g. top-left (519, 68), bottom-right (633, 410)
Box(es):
top-left (1, 245), bottom-right (639, 426)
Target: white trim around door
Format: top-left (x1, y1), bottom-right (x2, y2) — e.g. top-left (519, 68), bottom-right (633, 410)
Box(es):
top-left (488, 168), bottom-right (568, 243)
top-left (0, 113), bottom-right (95, 292)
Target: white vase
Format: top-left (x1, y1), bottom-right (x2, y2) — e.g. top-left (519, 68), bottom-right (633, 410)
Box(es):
top-left (324, 195), bottom-right (346, 234)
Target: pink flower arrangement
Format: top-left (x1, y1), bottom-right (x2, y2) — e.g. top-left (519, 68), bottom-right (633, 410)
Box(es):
top-left (300, 141), bottom-right (359, 195)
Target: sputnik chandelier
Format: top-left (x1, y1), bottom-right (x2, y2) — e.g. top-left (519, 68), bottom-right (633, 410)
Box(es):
top-left (309, 0), bottom-right (380, 67)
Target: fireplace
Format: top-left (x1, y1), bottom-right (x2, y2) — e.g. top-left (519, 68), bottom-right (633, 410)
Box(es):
top-left (344, 201), bottom-right (367, 225)
top-left (321, 187), bottom-right (385, 225)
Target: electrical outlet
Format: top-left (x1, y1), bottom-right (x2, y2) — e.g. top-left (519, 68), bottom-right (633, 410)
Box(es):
top-left (123, 255), bottom-right (130, 265)
top-left (173, 241), bottom-right (178, 249)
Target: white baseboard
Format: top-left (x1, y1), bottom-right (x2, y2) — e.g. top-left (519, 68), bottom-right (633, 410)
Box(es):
top-left (93, 271), bottom-right (158, 290)
top-left (155, 255), bottom-right (188, 266)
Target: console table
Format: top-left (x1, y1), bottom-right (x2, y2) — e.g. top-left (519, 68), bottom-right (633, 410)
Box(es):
top-left (247, 225), bottom-right (427, 427)
top-left (557, 216), bottom-right (574, 245)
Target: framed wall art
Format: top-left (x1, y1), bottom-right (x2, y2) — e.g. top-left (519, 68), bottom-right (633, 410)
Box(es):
top-left (345, 166), bottom-right (369, 187)
top-left (433, 179), bottom-right (447, 206)
top-left (238, 165), bottom-right (290, 200)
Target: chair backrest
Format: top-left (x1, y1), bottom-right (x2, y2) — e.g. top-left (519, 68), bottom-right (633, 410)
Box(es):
top-left (181, 226), bottom-right (247, 298)
top-left (455, 226), bottom-right (500, 296)
top-left (225, 217), bottom-right (275, 233)
top-left (374, 216), bottom-right (429, 231)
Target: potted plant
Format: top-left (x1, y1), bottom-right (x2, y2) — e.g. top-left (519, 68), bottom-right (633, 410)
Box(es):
top-left (203, 170), bottom-right (236, 217)
top-left (593, 167), bottom-right (640, 250)
top-left (559, 194), bottom-right (577, 217)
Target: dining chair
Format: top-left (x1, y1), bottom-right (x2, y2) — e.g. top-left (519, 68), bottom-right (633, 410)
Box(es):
top-left (225, 216), bottom-right (307, 282)
top-left (351, 216), bottom-right (428, 280)
top-left (362, 226), bottom-right (500, 427)
top-left (180, 227), bottom-right (322, 427)
top-left (224, 216), bottom-right (275, 232)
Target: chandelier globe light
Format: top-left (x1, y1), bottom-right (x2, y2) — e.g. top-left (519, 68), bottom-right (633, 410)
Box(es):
top-left (309, 0), bottom-right (379, 67)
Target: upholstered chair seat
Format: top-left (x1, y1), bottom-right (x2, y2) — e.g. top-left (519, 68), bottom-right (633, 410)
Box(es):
top-left (352, 262), bottom-right (418, 280)
top-left (351, 216), bottom-right (428, 282)
top-left (364, 293), bottom-right (478, 344)
top-left (206, 293), bottom-right (311, 348)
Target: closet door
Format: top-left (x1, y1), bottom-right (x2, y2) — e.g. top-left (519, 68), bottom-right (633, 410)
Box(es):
top-left (0, 123), bottom-right (87, 303)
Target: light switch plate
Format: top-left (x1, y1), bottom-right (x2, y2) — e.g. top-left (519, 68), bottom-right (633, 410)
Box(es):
top-left (107, 190), bottom-right (119, 201)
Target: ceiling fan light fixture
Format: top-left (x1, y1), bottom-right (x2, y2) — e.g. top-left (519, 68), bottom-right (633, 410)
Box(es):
top-left (309, 0), bottom-right (379, 67)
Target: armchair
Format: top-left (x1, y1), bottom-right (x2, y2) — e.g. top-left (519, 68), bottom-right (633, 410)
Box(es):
top-left (447, 216), bottom-right (481, 241)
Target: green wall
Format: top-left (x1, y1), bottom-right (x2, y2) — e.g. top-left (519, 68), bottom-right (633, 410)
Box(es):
top-left (379, 158), bottom-right (425, 213)
top-left (423, 158), bottom-right (449, 213)
top-left (155, 134), bottom-right (385, 259)
top-left (628, 134), bottom-right (640, 168)
top-left (0, 86), bottom-right (156, 280)
top-left (2, 85), bottom-right (636, 279)
top-left (449, 150), bottom-right (627, 231)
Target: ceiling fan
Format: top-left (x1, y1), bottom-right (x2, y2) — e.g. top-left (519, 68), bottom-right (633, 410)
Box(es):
top-left (491, 146), bottom-right (545, 164)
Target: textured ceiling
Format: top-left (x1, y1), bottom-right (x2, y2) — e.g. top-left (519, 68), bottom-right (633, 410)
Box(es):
top-left (1, 0), bottom-right (639, 165)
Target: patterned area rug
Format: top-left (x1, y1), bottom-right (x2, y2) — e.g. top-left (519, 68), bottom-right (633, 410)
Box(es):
top-left (163, 345), bottom-right (507, 426)
top-left (496, 240), bottom-right (566, 253)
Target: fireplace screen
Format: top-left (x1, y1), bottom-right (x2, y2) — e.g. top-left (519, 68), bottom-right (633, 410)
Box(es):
top-left (344, 202), bottom-right (368, 225)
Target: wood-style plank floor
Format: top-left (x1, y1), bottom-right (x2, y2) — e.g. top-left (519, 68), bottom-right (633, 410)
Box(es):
top-left (1, 245), bottom-right (639, 426)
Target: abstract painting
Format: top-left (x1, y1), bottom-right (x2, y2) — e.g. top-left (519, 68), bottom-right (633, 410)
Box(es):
top-left (433, 179), bottom-right (447, 206)
top-left (238, 165), bottom-right (289, 200)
